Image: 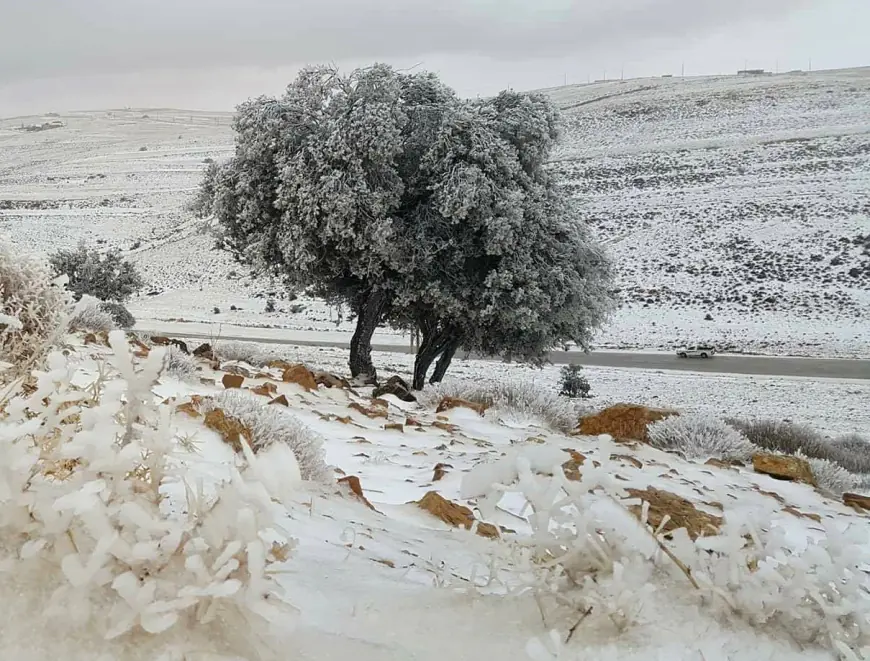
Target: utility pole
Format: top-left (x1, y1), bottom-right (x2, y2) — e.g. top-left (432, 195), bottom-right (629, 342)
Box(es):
top-left (808, 57), bottom-right (813, 72)
top-left (681, 62), bottom-right (685, 78)
top-left (564, 72), bottom-right (568, 87)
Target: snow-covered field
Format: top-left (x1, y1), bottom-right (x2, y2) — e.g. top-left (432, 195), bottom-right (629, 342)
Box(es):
top-left (1, 68), bottom-right (869, 357)
top-left (4, 330), bottom-right (868, 661)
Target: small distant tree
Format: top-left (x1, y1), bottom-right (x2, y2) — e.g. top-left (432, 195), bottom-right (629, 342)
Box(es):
top-left (200, 64), bottom-right (614, 386)
top-left (559, 364), bottom-right (591, 399)
top-left (49, 243), bottom-right (144, 302)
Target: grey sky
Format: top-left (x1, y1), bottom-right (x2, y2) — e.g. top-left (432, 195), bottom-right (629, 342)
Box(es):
top-left (1, 0), bottom-right (867, 115)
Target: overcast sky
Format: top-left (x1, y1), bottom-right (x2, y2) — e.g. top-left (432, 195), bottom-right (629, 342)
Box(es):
top-left (1, 0), bottom-right (867, 116)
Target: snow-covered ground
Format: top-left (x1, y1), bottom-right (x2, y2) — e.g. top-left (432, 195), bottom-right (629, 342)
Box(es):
top-left (1, 68), bottom-right (869, 357)
top-left (175, 339), bottom-right (870, 436)
top-left (5, 330), bottom-right (867, 661)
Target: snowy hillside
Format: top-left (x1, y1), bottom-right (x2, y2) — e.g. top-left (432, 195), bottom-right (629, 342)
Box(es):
top-left (3, 328), bottom-right (868, 660)
top-left (1, 68), bottom-right (869, 356)
top-left (546, 69), bottom-right (870, 356)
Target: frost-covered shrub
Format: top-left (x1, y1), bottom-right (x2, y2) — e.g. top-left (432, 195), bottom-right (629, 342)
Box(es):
top-left (100, 300), bottom-right (136, 329)
top-left (49, 242), bottom-right (145, 302)
top-left (204, 389), bottom-right (331, 482)
top-left (831, 433), bottom-right (870, 454)
top-left (0, 238), bottom-right (72, 372)
top-left (647, 414), bottom-right (757, 461)
top-left (164, 344), bottom-right (199, 382)
top-left (0, 332), bottom-right (297, 660)
top-left (729, 418), bottom-right (826, 456)
top-left (471, 439), bottom-right (870, 658)
top-left (213, 340), bottom-right (281, 367)
top-left (420, 379), bottom-right (586, 433)
top-left (559, 364), bottom-right (591, 399)
top-left (799, 453), bottom-right (860, 496)
top-left (68, 294), bottom-right (117, 333)
top-left (731, 419), bottom-right (870, 475)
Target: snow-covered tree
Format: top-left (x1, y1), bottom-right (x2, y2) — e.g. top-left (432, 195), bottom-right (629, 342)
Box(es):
top-left (49, 243), bottom-right (144, 303)
top-left (393, 92), bottom-right (614, 388)
top-left (201, 64), bottom-right (614, 386)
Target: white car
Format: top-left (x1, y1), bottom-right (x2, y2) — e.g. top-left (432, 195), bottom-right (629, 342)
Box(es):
top-left (676, 344), bottom-right (716, 359)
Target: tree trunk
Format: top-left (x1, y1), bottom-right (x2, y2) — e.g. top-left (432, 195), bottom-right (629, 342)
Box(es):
top-left (429, 338), bottom-right (460, 384)
top-left (412, 321), bottom-right (452, 390)
top-left (348, 290), bottom-right (389, 384)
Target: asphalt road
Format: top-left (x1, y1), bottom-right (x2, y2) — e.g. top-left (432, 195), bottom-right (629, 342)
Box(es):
top-left (140, 328), bottom-right (870, 380)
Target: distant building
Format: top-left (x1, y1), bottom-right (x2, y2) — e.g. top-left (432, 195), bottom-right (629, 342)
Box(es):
top-left (737, 69), bottom-right (768, 75)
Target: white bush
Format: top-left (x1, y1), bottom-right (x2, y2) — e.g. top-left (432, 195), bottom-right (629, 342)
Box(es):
top-left (470, 440), bottom-right (870, 658)
top-left (68, 294), bottom-right (117, 333)
top-left (0, 238), bottom-right (72, 374)
top-left (647, 413), bottom-right (757, 461)
top-left (163, 345), bottom-right (199, 382)
top-left (798, 453), bottom-right (860, 496)
top-left (420, 379), bottom-right (586, 433)
top-left (204, 389), bottom-right (331, 483)
top-left (0, 332), bottom-right (297, 660)
top-left (213, 340), bottom-right (281, 367)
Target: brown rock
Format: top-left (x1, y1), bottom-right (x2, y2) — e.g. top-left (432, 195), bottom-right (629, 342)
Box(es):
top-left (175, 401), bottom-right (201, 418)
top-left (222, 374), bottom-right (245, 389)
top-left (432, 463), bottom-right (452, 481)
top-left (432, 420), bottom-right (459, 433)
top-left (843, 493), bottom-right (870, 512)
top-left (415, 491), bottom-right (499, 539)
top-left (626, 487), bottom-right (722, 540)
top-left (349, 402), bottom-right (388, 419)
top-left (562, 450), bottom-right (587, 481)
top-left (371, 397), bottom-right (390, 410)
top-left (267, 360), bottom-right (295, 370)
top-left (406, 416), bottom-right (422, 427)
top-left (436, 396), bottom-right (487, 416)
top-left (131, 339), bottom-right (151, 358)
top-left (315, 372), bottom-right (350, 389)
top-left (204, 409), bottom-right (252, 453)
top-left (782, 506), bottom-right (822, 523)
top-left (148, 336), bottom-right (189, 353)
top-left (612, 454), bottom-right (643, 469)
top-left (282, 364), bottom-right (317, 391)
top-left (224, 364), bottom-right (256, 378)
top-left (705, 458), bottom-right (741, 470)
top-left (752, 454), bottom-right (817, 486)
top-left (385, 422), bottom-right (404, 433)
top-left (338, 475), bottom-right (379, 512)
top-left (170, 338), bottom-right (189, 354)
top-left (372, 375), bottom-right (417, 403)
top-left (193, 343), bottom-right (214, 360)
top-left (269, 394), bottom-right (290, 407)
top-left (251, 382), bottom-right (278, 397)
top-left (577, 404), bottom-right (678, 441)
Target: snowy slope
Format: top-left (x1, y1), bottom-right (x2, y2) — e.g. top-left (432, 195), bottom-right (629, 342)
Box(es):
top-left (6, 330), bottom-right (867, 661)
top-left (1, 69), bottom-right (869, 357)
top-left (545, 69), bottom-right (870, 356)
